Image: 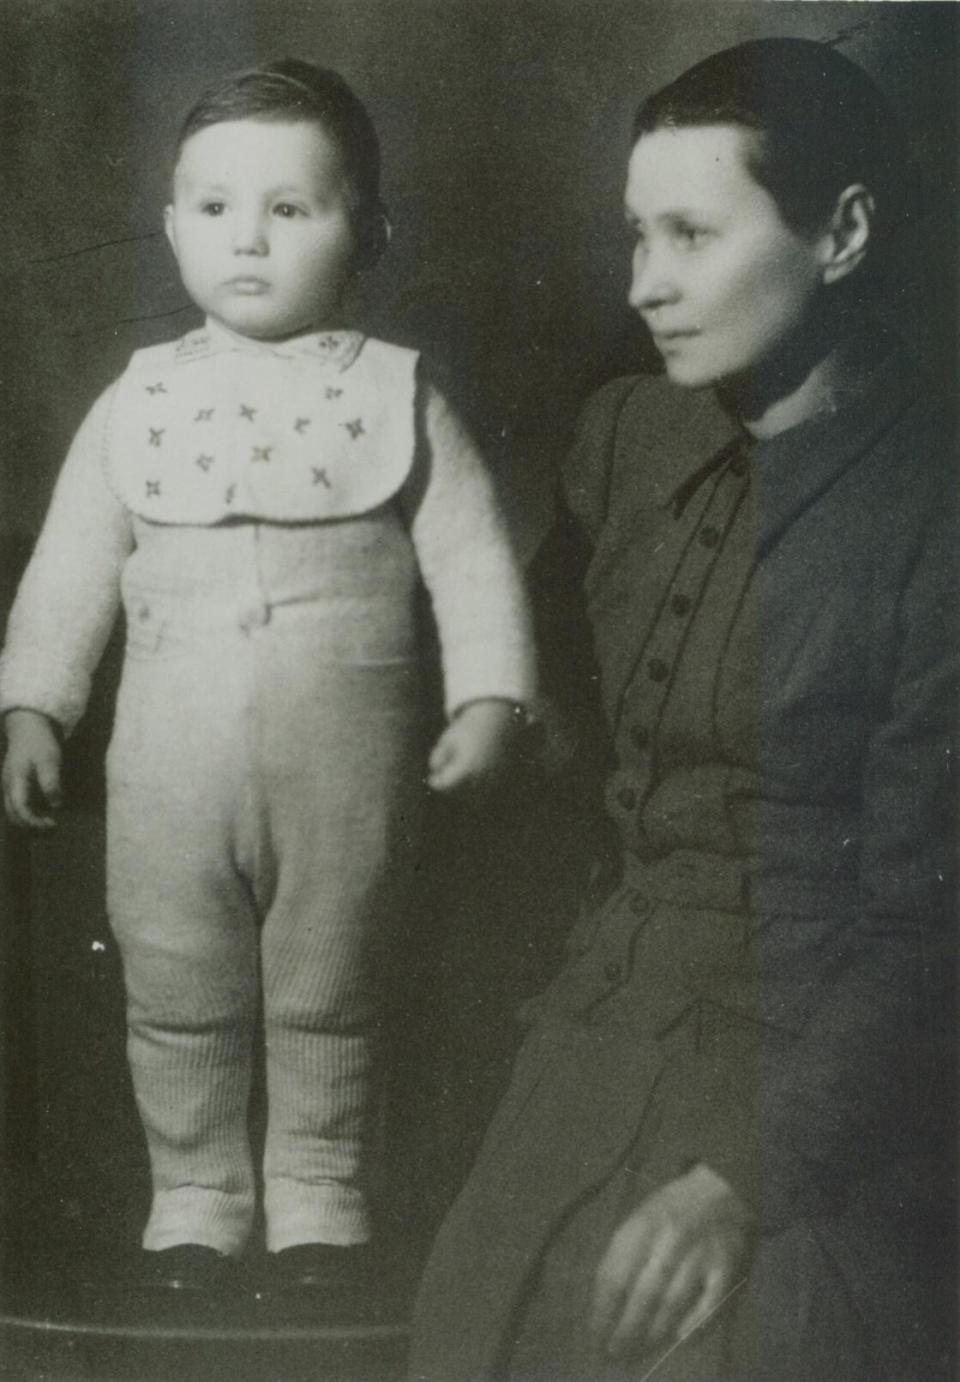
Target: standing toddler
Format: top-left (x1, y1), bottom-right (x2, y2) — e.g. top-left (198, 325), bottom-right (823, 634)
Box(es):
top-left (0, 58), bottom-right (534, 1302)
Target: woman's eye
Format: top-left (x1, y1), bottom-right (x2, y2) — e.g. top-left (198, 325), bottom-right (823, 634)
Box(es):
top-left (675, 224), bottom-right (709, 249)
top-left (624, 227), bottom-right (647, 256)
top-left (201, 202), bottom-right (225, 217)
top-left (274, 203), bottom-right (304, 218)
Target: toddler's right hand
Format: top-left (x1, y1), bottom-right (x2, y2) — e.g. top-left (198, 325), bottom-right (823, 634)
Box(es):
top-left (2, 709), bottom-right (64, 829)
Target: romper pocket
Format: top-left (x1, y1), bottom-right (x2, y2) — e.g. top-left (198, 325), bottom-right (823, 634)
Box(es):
top-left (121, 595), bottom-right (202, 662)
top-left (123, 597), bottom-right (169, 659)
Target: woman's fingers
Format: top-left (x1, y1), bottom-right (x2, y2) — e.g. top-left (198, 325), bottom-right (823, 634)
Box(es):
top-left (589, 1214), bottom-right (650, 1346)
top-left (591, 1168), bottom-right (753, 1363)
top-left (590, 1207), bottom-right (665, 1353)
top-left (607, 1250), bottom-right (678, 1357)
top-left (645, 1255), bottom-right (702, 1346)
top-left (674, 1264), bottom-right (729, 1345)
top-left (605, 1244), bottom-right (731, 1361)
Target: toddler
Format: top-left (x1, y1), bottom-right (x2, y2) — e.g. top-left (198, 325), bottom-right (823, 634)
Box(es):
top-left (0, 59), bottom-right (534, 1302)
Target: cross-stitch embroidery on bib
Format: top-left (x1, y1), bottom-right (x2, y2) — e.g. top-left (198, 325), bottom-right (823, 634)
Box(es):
top-left (104, 330), bottom-right (418, 523)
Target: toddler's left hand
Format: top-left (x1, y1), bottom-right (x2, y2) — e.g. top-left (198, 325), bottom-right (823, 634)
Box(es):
top-left (428, 699), bottom-right (525, 794)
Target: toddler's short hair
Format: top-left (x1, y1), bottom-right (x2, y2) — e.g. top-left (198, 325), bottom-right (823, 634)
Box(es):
top-left (176, 58), bottom-right (384, 228)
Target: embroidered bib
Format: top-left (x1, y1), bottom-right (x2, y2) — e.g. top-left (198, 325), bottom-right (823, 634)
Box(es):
top-left (104, 329), bottom-right (418, 523)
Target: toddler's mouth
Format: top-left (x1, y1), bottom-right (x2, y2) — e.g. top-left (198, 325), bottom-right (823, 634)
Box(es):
top-left (227, 276), bottom-right (270, 293)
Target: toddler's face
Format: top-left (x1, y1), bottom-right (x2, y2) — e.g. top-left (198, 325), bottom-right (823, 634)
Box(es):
top-left (165, 118), bottom-right (358, 340)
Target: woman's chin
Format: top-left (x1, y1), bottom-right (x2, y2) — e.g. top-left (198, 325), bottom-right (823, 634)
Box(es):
top-left (660, 353), bottom-right (720, 390)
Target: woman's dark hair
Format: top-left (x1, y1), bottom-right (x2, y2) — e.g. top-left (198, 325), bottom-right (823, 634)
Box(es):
top-left (175, 58), bottom-right (387, 256)
top-left (633, 38), bottom-right (906, 278)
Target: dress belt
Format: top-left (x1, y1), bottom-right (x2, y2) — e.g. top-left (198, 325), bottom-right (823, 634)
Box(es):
top-left (621, 849), bottom-right (859, 918)
top-left (622, 849), bottom-right (748, 914)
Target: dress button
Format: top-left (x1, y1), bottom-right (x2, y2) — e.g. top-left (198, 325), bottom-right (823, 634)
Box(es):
top-left (669, 592), bottom-right (691, 617)
top-left (647, 657), bottom-right (669, 683)
top-left (617, 787), bottom-right (637, 811)
top-left (699, 525), bottom-right (720, 548)
top-left (630, 724), bottom-right (650, 750)
top-left (604, 960), bottom-right (622, 983)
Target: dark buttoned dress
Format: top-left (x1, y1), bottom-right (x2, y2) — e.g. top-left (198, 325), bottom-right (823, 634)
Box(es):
top-left (410, 333), bottom-right (957, 1381)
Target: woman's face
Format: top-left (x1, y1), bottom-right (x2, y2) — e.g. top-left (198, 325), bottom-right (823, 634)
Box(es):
top-left (624, 124), bottom-right (829, 389)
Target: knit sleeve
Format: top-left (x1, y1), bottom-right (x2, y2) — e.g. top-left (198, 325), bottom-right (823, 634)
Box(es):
top-left (0, 383), bottom-right (134, 736)
top-left (400, 379), bottom-right (536, 718)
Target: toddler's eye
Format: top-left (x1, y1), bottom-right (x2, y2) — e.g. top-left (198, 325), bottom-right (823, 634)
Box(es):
top-left (201, 201), bottom-right (225, 217)
top-left (274, 203), bottom-right (304, 218)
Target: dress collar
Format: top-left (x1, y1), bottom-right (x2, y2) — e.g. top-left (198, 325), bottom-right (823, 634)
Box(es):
top-left (653, 323), bottom-right (920, 531)
top-left (189, 318), bottom-right (366, 370)
top-left (746, 325), bottom-right (922, 554)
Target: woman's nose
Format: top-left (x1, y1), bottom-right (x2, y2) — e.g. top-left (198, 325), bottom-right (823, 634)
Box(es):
top-left (628, 245), bottom-right (678, 313)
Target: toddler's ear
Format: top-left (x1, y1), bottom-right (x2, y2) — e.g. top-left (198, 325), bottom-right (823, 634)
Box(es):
top-left (163, 205), bottom-right (179, 262)
top-left (354, 211), bottom-right (391, 272)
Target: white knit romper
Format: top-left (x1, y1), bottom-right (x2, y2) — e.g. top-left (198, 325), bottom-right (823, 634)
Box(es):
top-left (0, 323), bottom-right (535, 1255)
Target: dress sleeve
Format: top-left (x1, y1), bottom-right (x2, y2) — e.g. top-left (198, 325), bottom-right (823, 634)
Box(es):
top-left (0, 383), bottom-right (134, 736)
top-left (559, 376), bottom-right (637, 545)
top-left (400, 378), bottom-right (536, 718)
top-left (703, 487), bottom-right (958, 1232)
top-left (525, 385), bottom-right (625, 792)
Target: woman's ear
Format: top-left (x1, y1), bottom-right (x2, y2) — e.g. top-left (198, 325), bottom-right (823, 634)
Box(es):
top-left (353, 210), bottom-right (392, 272)
top-left (820, 184), bottom-right (874, 285)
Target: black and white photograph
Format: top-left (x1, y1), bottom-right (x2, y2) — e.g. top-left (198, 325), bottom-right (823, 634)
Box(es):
top-left (0, 2), bottom-right (956, 1379)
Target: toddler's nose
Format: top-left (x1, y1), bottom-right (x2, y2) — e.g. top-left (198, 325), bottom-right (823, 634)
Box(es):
top-left (232, 214), bottom-right (268, 256)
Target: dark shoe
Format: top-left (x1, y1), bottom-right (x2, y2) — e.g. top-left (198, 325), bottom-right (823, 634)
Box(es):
top-left (262, 1243), bottom-right (380, 1324)
top-left (138, 1245), bottom-right (243, 1317)
top-left (141, 1244), bottom-right (237, 1292)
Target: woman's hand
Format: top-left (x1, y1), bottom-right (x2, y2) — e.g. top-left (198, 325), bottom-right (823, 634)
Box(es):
top-left (2, 709), bottom-right (64, 829)
top-left (427, 698), bottom-right (525, 793)
top-left (589, 1163), bottom-right (753, 1363)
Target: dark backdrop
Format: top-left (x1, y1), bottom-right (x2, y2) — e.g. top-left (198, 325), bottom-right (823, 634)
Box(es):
top-left (1, 0), bottom-right (957, 1305)
top-left (1, 0), bottom-right (957, 547)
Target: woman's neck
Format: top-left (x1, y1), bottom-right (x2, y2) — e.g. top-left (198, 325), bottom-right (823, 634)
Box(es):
top-left (717, 304), bottom-right (872, 440)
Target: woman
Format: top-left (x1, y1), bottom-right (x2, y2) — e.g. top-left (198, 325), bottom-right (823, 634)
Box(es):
top-left (410, 38), bottom-right (956, 1381)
